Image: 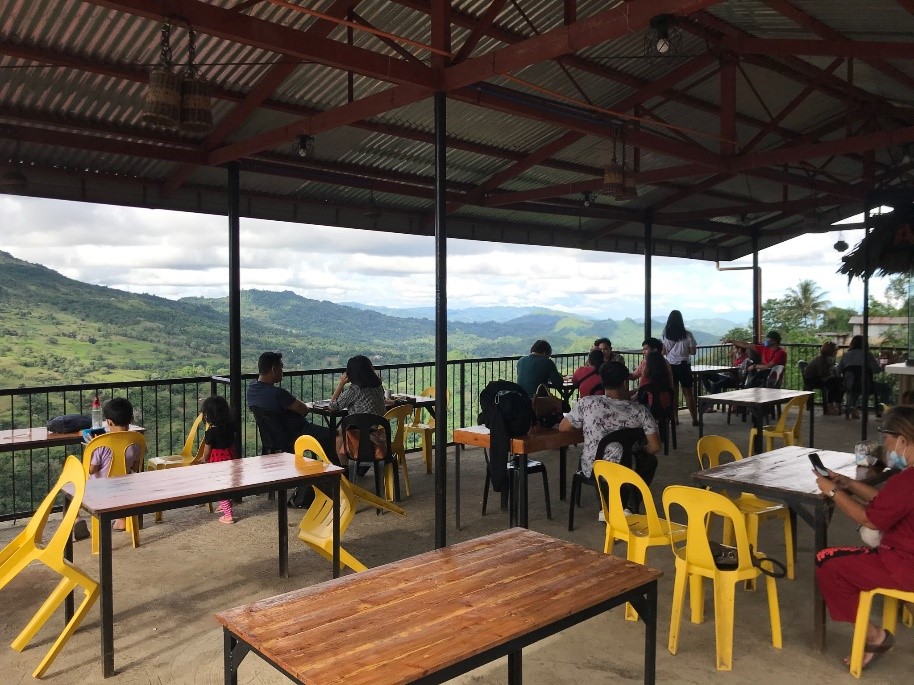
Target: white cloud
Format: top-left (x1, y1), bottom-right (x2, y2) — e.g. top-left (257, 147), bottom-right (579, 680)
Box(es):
top-left (0, 195), bottom-right (887, 323)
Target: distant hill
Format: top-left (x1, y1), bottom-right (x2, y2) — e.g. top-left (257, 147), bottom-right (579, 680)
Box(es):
top-left (340, 303), bottom-right (590, 323)
top-left (0, 250), bottom-right (734, 387)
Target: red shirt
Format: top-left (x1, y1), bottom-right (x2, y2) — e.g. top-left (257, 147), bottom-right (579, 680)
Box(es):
top-left (754, 344), bottom-right (787, 368)
top-left (572, 365), bottom-right (603, 397)
top-left (867, 466), bottom-right (914, 588)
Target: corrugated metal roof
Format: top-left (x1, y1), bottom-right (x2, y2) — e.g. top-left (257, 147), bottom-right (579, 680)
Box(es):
top-left (1, 0), bottom-right (913, 262)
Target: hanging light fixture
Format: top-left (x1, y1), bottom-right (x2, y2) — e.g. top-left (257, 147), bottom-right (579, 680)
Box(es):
top-left (142, 22), bottom-right (181, 129)
top-left (603, 128), bottom-right (624, 198)
top-left (364, 190), bottom-right (381, 221)
top-left (296, 135), bottom-right (315, 158)
top-left (834, 230), bottom-right (849, 252)
top-left (645, 14), bottom-right (681, 58)
top-left (621, 136), bottom-right (638, 201)
top-left (0, 131), bottom-right (28, 194)
top-left (180, 26), bottom-right (213, 133)
top-left (582, 191), bottom-right (593, 207)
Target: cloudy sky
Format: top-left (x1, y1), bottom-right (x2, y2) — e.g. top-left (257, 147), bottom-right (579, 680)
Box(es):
top-left (0, 194), bottom-right (888, 325)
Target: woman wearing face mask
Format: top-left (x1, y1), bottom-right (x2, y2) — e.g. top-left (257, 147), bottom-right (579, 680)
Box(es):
top-left (813, 405), bottom-right (914, 670)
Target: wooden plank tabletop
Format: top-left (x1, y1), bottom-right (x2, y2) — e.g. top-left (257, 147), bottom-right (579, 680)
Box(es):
top-left (68, 452), bottom-right (342, 516)
top-left (452, 425), bottom-right (582, 454)
top-left (0, 424), bottom-right (144, 451)
top-left (692, 446), bottom-right (883, 502)
top-left (216, 528), bottom-right (661, 685)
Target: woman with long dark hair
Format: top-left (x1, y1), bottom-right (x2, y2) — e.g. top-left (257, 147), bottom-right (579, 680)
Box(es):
top-left (330, 355), bottom-right (386, 466)
top-left (661, 310), bottom-right (698, 425)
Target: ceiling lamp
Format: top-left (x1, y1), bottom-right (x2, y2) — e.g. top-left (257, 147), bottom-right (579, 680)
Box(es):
top-left (620, 139), bottom-right (638, 201)
top-left (582, 191), bottom-right (593, 207)
top-left (364, 190), bottom-right (381, 221)
top-left (603, 129), bottom-right (624, 198)
top-left (646, 14), bottom-right (681, 58)
top-left (179, 27), bottom-right (213, 133)
top-left (142, 23), bottom-right (181, 129)
top-left (296, 135), bottom-right (315, 158)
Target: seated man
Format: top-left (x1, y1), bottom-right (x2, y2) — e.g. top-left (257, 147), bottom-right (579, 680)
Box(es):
top-left (728, 330), bottom-right (787, 387)
top-left (559, 361), bottom-right (661, 515)
top-left (593, 337), bottom-right (625, 364)
top-left (247, 351), bottom-right (338, 460)
top-left (702, 343), bottom-right (747, 395)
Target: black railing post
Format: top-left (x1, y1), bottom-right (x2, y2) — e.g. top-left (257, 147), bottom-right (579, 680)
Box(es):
top-left (228, 161), bottom-right (243, 456)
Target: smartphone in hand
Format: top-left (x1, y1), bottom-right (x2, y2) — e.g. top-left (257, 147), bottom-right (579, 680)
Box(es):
top-left (808, 451), bottom-right (829, 477)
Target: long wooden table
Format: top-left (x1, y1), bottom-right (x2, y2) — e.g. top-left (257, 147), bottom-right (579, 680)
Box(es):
top-left (0, 424), bottom-right (144, 452)
top-left (697, 387), bottom-right (814, 455)
top-left (451, 425), bottom-right (583, 529)
top-left (307, 394), bottom-right (436, 431)
top-left (692, 446), bottom-right (889, 652)
top-left (216, 528), bottom-right (662, 685)
top-left (62, 452), bottom-right (343, 678)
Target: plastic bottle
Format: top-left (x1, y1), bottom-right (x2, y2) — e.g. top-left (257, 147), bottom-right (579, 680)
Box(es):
top-left (91, 396), bottom-right (103, 429)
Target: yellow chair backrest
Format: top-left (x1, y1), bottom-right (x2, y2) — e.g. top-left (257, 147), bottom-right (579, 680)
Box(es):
top-left (410, 386), bottom-right (444, 427)
top-left (3, 456), bottom-right (86, 564)
top-left (771, 395), bottom-right (807, 438)
top-left (593, 460), bottom-right (665, 539)
top-left (180, 412), bottom-right (205, 459)
top-left (385, 403), bottom-right (413, 461)
top-left (662, 485), bottom-right (755, 574)
top-left (81, 431), bottom-right (148, 478)
top-left (696, 435), bottom-right (743, 470)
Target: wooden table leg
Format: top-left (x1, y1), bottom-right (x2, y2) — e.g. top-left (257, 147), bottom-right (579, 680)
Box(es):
top-left (99, 515), bottom-right (114, 677)
top-left (277, 488), bottom-right (288, 578)
top-left (455, 443), bottom-right (462, 530)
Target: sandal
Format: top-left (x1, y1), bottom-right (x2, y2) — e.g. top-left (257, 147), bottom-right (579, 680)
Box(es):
top-left (844, 630), bottom-right (895, 670)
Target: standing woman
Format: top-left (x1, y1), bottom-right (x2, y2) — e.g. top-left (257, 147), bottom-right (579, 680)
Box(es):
top-left (661, 310), bottom-right (698, 426)
top-left (813, 405), bottom-right (914, 670)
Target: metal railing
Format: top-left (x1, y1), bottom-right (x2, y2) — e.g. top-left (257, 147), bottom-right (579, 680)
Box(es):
top-left (0, 343), bottom-right (902, 520)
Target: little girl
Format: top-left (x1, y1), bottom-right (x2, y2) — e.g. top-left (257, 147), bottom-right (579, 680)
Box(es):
top-left (191, 395), bottom-right (238, 524)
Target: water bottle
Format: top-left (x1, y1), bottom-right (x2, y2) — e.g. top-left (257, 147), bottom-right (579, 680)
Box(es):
top-left (91, 396), bottom-right (103, 429)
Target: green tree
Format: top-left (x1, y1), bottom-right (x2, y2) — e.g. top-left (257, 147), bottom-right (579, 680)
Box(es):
top-left (762, 296), bottom-right (804, 333)
top-left (785, 280), bottom-right (830, 327)
top-left (820, 306), bottom-right (857, 332)
top-left (721, 326), bottom-right (752, 342)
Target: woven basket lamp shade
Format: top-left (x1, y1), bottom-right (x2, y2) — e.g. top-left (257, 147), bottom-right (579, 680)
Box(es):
top-left (621, 166), bottom-right (638, 200)
top-left (180, 76), bottom-right (212, 133)
top-left (603, 161), bottom-right (624, 198)
top-left (143, 66), bottom-right (181, 129)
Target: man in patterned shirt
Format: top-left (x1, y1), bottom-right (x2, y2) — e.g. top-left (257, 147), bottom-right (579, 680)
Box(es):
top-left (559, 361), bottom-right (661, 515)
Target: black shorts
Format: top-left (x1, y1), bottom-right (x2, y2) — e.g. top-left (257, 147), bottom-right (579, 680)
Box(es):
top-left (670, 362), bottom-right (693, 387)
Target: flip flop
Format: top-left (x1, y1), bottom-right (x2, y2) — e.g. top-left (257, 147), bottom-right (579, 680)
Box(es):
top-left (865, 630), bottom-right (895, 654)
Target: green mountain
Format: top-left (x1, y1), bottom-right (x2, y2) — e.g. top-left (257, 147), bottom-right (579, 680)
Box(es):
top-left (0, 250), bottom-right (723, 388)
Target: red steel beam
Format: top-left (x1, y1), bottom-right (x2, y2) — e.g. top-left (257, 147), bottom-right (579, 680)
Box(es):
top-left (723, 37), bottom-right (914, 61)
top-left (720, 57), bottom-right (736, 156)
top-left (451, 0), bottom-right (509, 63)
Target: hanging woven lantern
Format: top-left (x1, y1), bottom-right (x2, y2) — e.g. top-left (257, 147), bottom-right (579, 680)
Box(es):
top-left (142, 23), bottom-right (180, 129)
top-left (622, 166), bottom-right (638, 200)
top-left (180, 27), bottom-right (212, 133)
top-left (602, 128), bottom-right (624, 197)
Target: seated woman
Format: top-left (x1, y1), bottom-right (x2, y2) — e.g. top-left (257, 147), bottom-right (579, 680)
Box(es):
top-left (329, 355), bottom-right (386, 466)
top-left (572, 349), bottom-right (605, 397)
top-left (803, 341), bottom-right (843, 415)
top-left (838, 335), bottom-right (882, 420)
top-left (701, 343), bottom-right (747, 395)
top-left (630, 338), bottom-right (672, 398)
top-left (813, 405), bottom-right (914, 670)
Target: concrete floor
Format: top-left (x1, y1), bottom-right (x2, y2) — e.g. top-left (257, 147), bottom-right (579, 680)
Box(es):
top-left (0, 405), bottom-right (908, 684)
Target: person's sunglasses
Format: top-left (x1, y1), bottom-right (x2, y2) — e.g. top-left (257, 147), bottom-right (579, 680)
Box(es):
top-left (877, 427), bottom-right (899, 436)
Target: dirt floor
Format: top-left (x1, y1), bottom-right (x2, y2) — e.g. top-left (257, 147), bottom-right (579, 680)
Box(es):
top-left (1, 407), bottom-right (910, 684)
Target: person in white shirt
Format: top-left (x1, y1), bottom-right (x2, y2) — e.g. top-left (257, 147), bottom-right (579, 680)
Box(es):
top-left (661, 309), bottom-right (698, 425)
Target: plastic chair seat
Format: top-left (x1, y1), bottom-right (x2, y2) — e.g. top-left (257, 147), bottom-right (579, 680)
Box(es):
top-left (482, 455), bottom-right (551, 520)
top-left (593, 460), bottom-right (686, 621)
top-left (697, 436), bottom-right (795, 584)
top-left (663, 485), bottom-right (782, 671)
top-left (0, 456), bottom-right (99, 678)
top-left (385, 404), bottom-right (414, 498)
top-left (340, 413), bottom-right (401, 505)
top-left (850, 587), bottom-right (914, 677)
top-left (404, 386), bottom-right (444, 474)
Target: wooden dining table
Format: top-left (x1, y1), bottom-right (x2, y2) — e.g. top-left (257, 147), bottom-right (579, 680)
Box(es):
top-left (62, 452), bottom-right (343, 678)
top-left (216, 528), bottom-right (662, 685)
top-left (691, 446), bottom-right (891, 652)
top-left (451, 424), bottom-right (583, 529)
top-left (306, 393), bottom-right (435, 431)
top-left (0, 424), bottom-right (144, 453)
top-left (697, 387), bottom-right (814, 455)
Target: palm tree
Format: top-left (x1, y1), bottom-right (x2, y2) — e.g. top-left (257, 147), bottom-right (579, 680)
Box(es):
top-left (786, 280), bottom-right (830, 328)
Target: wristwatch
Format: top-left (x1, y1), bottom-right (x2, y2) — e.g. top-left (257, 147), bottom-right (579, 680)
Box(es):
top-left (827, 487), bottom-right (837, 498)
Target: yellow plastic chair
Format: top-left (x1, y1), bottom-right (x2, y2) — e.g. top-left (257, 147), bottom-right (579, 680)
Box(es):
top-left (294, 436), bottom-right (405, 573)
top-left (385, 403), bottom-right (414, 498)
top-left (147, 413), bottom-right (211, 522)
top-left (697, 436), bottom-right (795, 583)
top-left (0, 456), bottom-right (99, 678)
top-left (593, 460), bottom-right (687, 621)
top-left (404, 386), bottom-right (445, 474)
top-left (849, 587), bottom-right (914, 677)
top-left (663, 485), bottom-right (782, 671)
top-left (748, 394), bottom-right (808, 455)
top-left (82, 431), bottom-right (147, 555)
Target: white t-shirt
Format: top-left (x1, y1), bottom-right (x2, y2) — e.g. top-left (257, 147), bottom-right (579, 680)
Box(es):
top-left (663, 332), bottom-right (696, 365)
